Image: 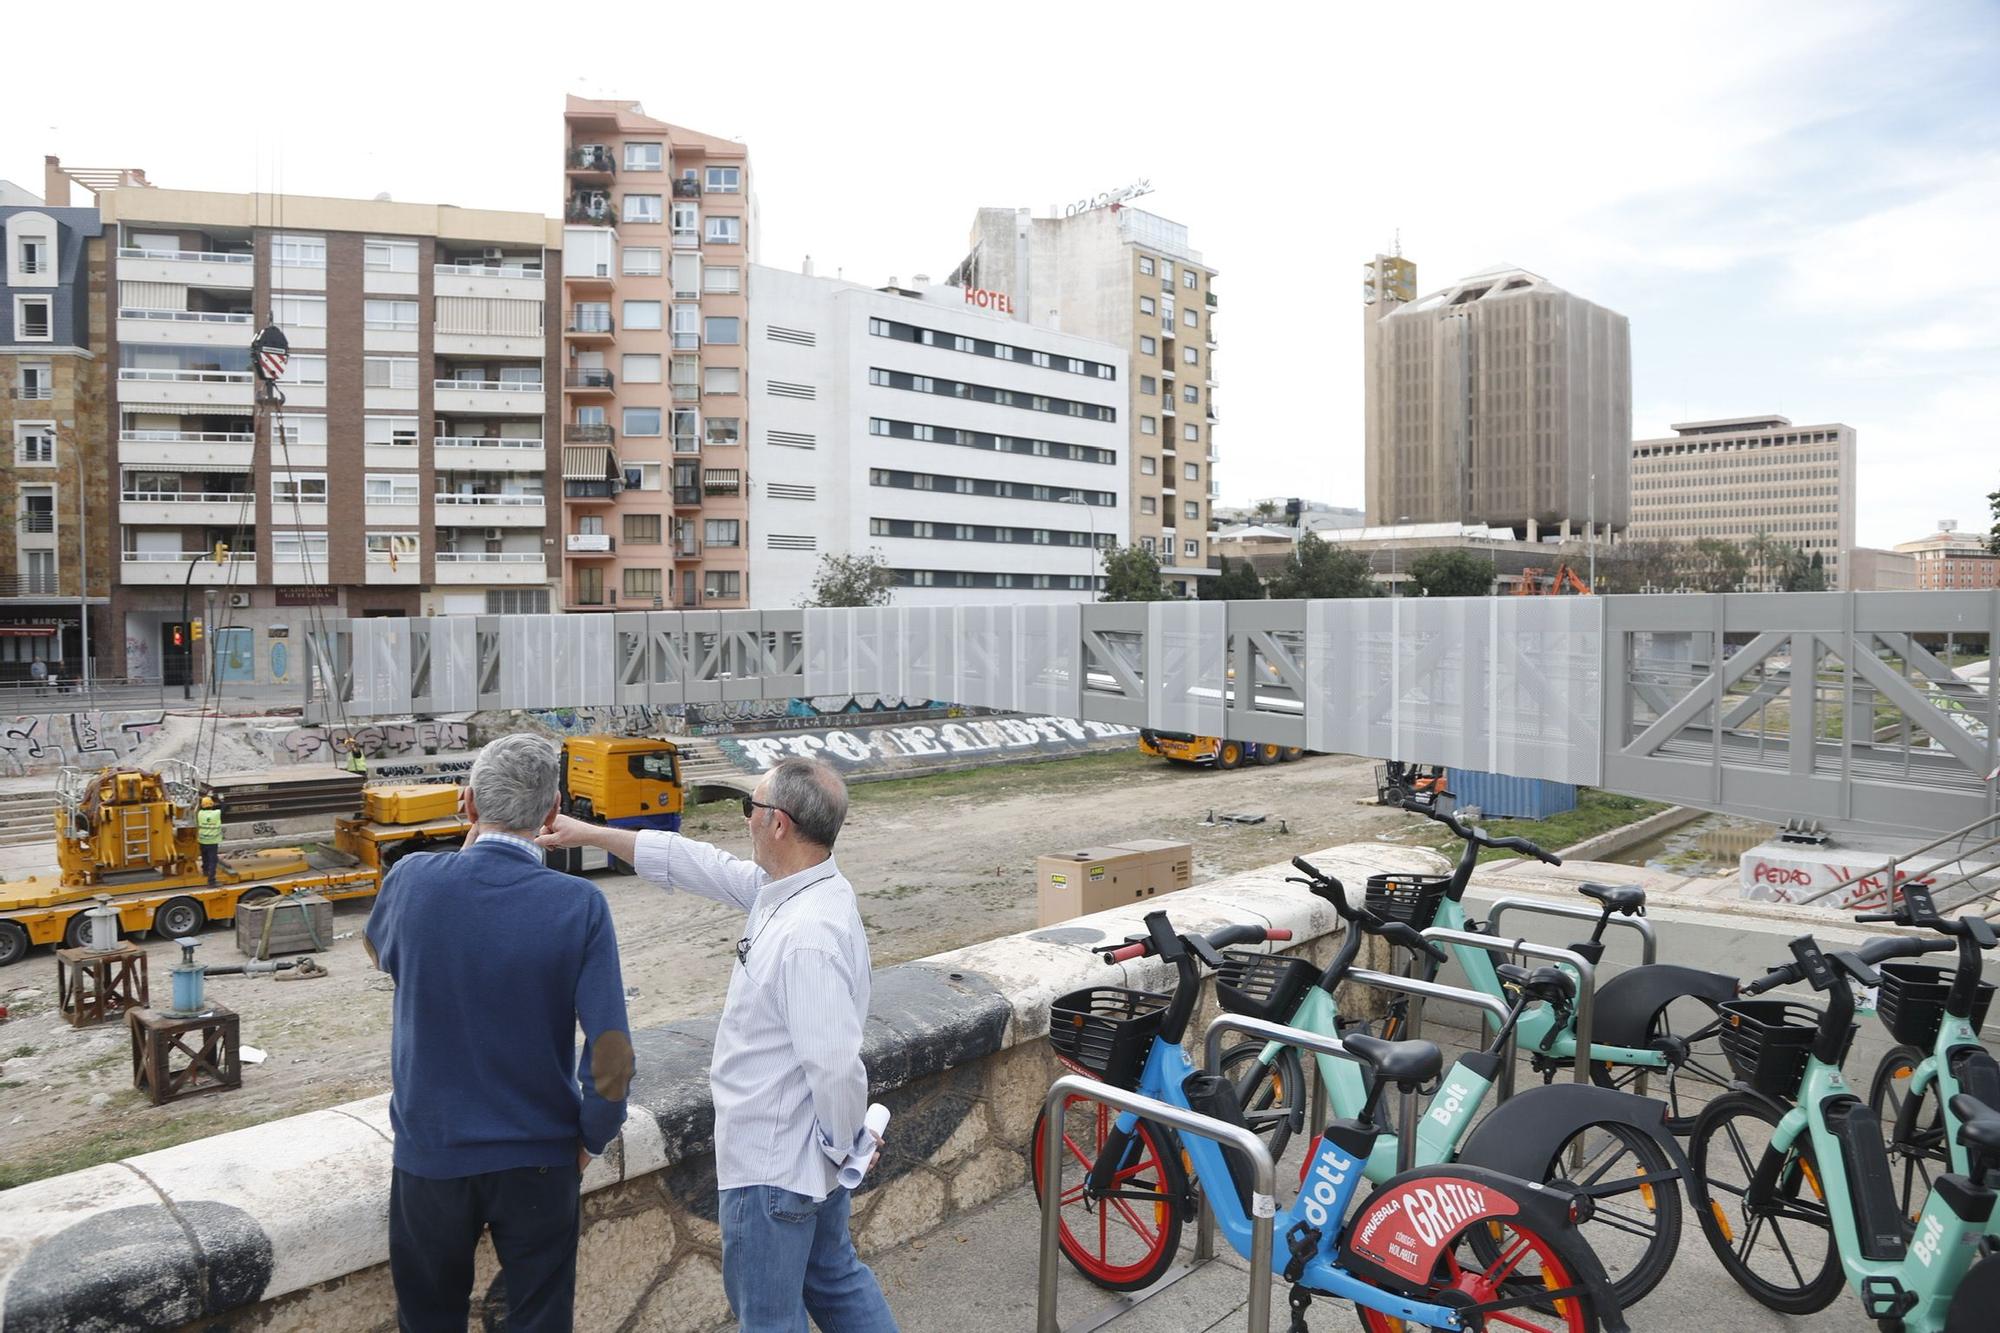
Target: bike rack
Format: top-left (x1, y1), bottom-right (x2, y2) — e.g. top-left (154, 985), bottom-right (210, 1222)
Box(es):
top-left (1346, 968), bottom-right (1518, 1104)
top-left (1420, 928), bottom-right (1599, 1086)
top-left (1038, 1073), bottom-right (1278, 1333)
top-left (1484, 896), bottom-right (1658, 966)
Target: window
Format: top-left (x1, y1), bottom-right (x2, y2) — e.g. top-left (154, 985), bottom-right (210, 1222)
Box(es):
top-left (704, 215), bottom-right (741, 245)
top-left (17, 361), bottom-right (51, 400)
top-left (705, 166), bottom-right (742, 193)
top-left (623, 300), bottom-right (663, 330)
top-left (671, 201), bottom-right (699, 236)
top-left (282, 354), bottom-right (328, 386)
top-left (364, 239), bottom-right (418, 272)
top-left (366, 532), bottom-right (419, 563)
top-left (364, 299), bottom-right (418, 331)
top-left (1184, 309), bottom-right (1199, 327)
top-left (1184, 384), bottom-right (1199, 403)
top-left (623, 194), bottom-right (663, 224)
top-left (1140, 335), bottom-right (1156, 355)
top-left (623, 567), bottom-right (663, 597)
top-left (1140, 496), bottom-right (1157, 516)
top-left (1140, 416), bottom-right (1157, 436)
top-left (1185, 539), bottom-right (1199, 558)
top-left (703, 316), bottom-right (740, 344)
top-left (703, 366), bottom-right (741, 395)
top-left (14, 423), bottom-right (55, 466)
top-left (703, 264), bottom-right (741, 294)
top-left (1184, 346), bottom-right (1200, 365)
top-left (16, 233), bottom-right (50, 277)
top-left (670, 253), bottom-right (700, 296)
top-left (623, 513), bottom-right (662, 544)
top-left (272, 533), bottom-right (329, 563)
top-left (276, 415), bottom-right (328, 447)
top-left (272, 294), bottom-right (326, 328)
top-left (1184, 502), bottom-right (1200, 520)
top-left (671, 304), bottom-right (700, 348)
top-left (1140, 376), bottom-right (1157, 395)
top-left (704, 571), bottom-right (741, 600)
top-left (1184, 462), bottom-right (1200, 480)
top-left (1139, 256), bottom-right (1155, 275)
top-left (1184, 424), bottom-right (1199, 441)
top-left (1140, 296), bottom-right (1155, 316)
top-left (704, 519), bottom-right (741, 547)
top-left (1160, 260), bottom-right (1174, 282)
top-left (15, 296), bottom-right (52, 340)
top-left (1184, 269), bottom-right (1198, 289)
top-left (624, 142), bottom-right (663, 172)
top-left (271, 234), bottom-right (326, 267)
top-left (624, 247), bottom-right (663, 277)
top-left (273, 472), bottom-right (329, 503)
top-left (623, 407), bottom-right (662, 437)
top-left (364, 474), bottom-right (419, 504)
top-left (364, 357), bottom-right (418, 389)
top-left (1140, 457), bottom-right (1157, 476)
top-left (622, 354), bottom-right (662, 383)
top-left (705, 416), bottom-right (740, 445)
top-left (365, 416), bottom-right (418, 446)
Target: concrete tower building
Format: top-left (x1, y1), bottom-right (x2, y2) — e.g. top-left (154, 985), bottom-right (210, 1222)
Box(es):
top-left (1364, 261), bottom-right (1629, 541)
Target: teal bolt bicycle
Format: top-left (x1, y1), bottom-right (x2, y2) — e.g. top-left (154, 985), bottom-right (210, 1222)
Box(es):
top-left (1690, 924), bottom-right (2000, 1329)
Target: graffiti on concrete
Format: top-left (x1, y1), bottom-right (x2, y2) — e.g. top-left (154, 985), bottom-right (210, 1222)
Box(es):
top-left (0, 711), bottom-right (169, 775)
top-left (280, 720), bottom-right (470, 765)
top-left (524, 704), bottom-right (680, 738)
top-left (1742, 855), bottom-right (1940, 909)
top-left (720, 716), bottom-right (1138, 774)
top-left (372, 757), bottom-right (475, 782)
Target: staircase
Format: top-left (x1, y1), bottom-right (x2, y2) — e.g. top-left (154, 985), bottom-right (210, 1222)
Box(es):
top-left (0, 789), bottom-right (57, 848)
top-left (674, 741), bottom-right (753, 801)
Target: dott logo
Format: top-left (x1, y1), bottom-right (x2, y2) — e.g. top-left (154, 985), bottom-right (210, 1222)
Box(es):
top-left (1299, 1144), bottom-right (1356, 1228)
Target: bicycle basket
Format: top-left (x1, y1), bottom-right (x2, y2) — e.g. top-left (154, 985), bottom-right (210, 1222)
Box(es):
top-left (1364, 873), bottom-right (1451, 930)
top-left (1876, 963), bottom-right (1996, 1047)
top-left (1048, 987), bottom-right (1170, 1089)
top-left (1214, 950), bottom-right (1319, 1023)
top-left (1718, 999), bottom-right (1836, 1100)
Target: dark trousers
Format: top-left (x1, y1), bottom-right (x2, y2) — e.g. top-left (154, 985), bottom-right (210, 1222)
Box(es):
top-left (389, 1163), bottom-right (581, 1333)
top-left (200, 844), bottom-right (218, 884)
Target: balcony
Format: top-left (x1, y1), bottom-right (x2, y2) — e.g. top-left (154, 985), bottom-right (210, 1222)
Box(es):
top-left (120, 490), bottom-right (257, 526)
top-left (672, 434), bottom-right (700, 456)
top-left (564, 368), bottom-right (615, 394)
top-left (118, 430), bottom-right (255, 470)
top-left (566, 195), bottom-right (615, 226)
top-left (673, 486), bottom-right (701, 508)
top-left (563, 479), bottom-right (621, 501)
top-left (567, 146), bottom-right (615, 178)
top-left (673, 178), bottom-right (701, 198)
top-left (564, 310), bottom-right (614, 342)
top-left (434, 437), bottom-right (545, 473)
top-left (17, 512), bottom-right (54, 536)
top-left (433, 380), bottom-right (546, 416)
top-left (116, 367), bottom-right (254, 409)
top-left (364, 553), bottom-right (421, 586)
top-left (434, 261), bottom-right (546, 304)
top-left (434, 553), bottom-right (547, 585)
top-left (120, 552), bottom-right (236, 587)
top-left (565, 533), bottom-right (616, 554)
top-left (1162, 401), bottom-right (1176, 416)
top-left (673, 540), bottom-right (702, 563)
top-left (116, 246), bottom-right (254, 290)
top-left (671, 229), bottom-right (700, 250)
top-left (431, 493), bottom-right (545, 527)
top-left (563, 423), bottom-right (615, 445)
top-left (569, 588), bottom-right (619, 609)
top-left (17, 383), bottom-right (52, 401)
top-left (1206, 291), bottom-right (1218, 308)
top-left (117, 307), bottom-right (255, 347)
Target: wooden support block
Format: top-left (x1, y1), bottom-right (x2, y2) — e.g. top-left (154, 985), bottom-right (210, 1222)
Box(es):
top-left (128, 1004), bottom-right (241, 1106)
top-left (55, 943), bottom-right (150, 1028)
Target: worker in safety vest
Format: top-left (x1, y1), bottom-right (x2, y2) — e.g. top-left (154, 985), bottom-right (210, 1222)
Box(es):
top-left (197, 796), bottom-right (223, 886)
top-left (342, 739), bottom-right (368, 776)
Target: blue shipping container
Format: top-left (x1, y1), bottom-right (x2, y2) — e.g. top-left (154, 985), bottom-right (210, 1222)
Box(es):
top-left (1446, 769), bottom-right (1579, 821)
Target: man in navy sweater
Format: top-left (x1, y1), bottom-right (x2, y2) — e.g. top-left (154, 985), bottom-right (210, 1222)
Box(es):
top-left (366, 733), bottom-right (633, 1333)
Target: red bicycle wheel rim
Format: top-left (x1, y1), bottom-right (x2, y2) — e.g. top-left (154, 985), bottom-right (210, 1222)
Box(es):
top-left (1034, 1094), bottom-right (1176, 1284)
top-left (1359, 1222), bottom-right (1587, 1332)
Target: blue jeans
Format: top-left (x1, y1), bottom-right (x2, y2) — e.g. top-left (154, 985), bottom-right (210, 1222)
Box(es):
top-left (720, 1185), bottom-right (898, 1332)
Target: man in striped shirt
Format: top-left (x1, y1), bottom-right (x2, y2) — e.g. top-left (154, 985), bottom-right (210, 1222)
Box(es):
top-left (539, 757), bottom-right (896, 1332)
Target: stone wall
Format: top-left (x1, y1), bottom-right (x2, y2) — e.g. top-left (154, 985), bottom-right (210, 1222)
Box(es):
top-left (0, 842), bottom-right (1446, 1332)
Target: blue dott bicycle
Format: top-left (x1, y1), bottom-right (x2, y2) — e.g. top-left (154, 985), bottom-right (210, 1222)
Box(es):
top-left (1032, 909), bottom-right (1629, 1331)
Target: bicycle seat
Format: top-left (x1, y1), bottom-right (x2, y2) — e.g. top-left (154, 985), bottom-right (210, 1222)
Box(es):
top-left (1579, 883), bottom-right (1647, 914)
top-left (1524, 965), bottom-right (1576, 1001)
top-left (1343, 1033), bottom-right (1442, 1087)
top-left (1950, 1094), bottom-right (2000, 1156)
top-left (1495, 963), bottom-right (1531, 989)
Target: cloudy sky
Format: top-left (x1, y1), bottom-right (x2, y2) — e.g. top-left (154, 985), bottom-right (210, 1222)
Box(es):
top-left (7, 0), bottom-right (1993, 547)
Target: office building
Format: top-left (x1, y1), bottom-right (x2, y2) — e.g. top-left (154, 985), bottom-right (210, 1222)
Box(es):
top-left (83, 164), bottom-right (559, 685)
top-left (1844, 547), bottom-right (1917, 592)
top-left (1895, 522), bottom-right (2000, 591)
top-left (1628, 415), bottom-right (1857, 587)
top-left (748, 264), bottom-right (1128, 607)
top-left (1, 167), bottom-right (113, 678)
top-left (559, 97), bottom-right (751, 611)
top-left (950, 204), bottom-right (1218, 596)
top-left (1363, 258), bottom-right (1630, 539)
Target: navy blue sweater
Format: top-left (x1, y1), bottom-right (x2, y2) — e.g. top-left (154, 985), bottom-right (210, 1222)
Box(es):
top-left (365, 836), bottom-right (632, 1178)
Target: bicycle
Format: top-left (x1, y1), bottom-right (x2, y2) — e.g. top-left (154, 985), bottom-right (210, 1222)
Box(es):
top-left (1032, 907), bottom-right (1631, 1331)
top-left (1689, 925), bottom-right (2000, 1329)
top-left (1397, 797), bottom-right (1738, 1130)
top-left (1214, 856), bottom-right (1686, 1309)
top-left (1858, 883), bottom-right (2000, 1225)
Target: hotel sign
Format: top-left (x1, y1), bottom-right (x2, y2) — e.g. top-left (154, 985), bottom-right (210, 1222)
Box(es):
top-left (1064, 179), bottom-right (1154, 218)
top-left (963, 287), bottom-right (1014, 314)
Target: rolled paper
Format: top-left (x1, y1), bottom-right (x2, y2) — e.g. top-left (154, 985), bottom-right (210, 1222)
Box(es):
top-left (837, 1103), bottom-right (892, 1190)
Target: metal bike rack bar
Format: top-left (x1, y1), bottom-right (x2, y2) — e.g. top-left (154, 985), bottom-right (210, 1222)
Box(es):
top-left (1485, 896), bottom-right (1657, 966)
top-left (1421, 928), bottom-right (1598, 1085)
top-left (1038, 1073), bottom-right (1278, 1333)
top-left (1346, 968), bottom-right (1518, 1103)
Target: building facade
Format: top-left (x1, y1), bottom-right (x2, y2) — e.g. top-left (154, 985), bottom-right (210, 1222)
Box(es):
top-left (1628, 415), bottom-right (1857, 587)
top-left (559, 97), bottom-right (751, 612)
top-left (951, 205), bottom-right (1217, 596)
top-left (747, 265), bottom-right (1128, 607)
top-left (1843, 546), bottom-right (1918, 592)
top-left (1, 170), bottom-right (113, 679)
top-left (1894, 523), bottom-right (2000, 591)
top-left (88, 175), bottom-right (559, 685)
top-left (1364, 260), bottom-right (1630, 540)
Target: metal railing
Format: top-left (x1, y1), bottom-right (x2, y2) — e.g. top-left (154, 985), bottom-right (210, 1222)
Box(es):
top-left (673, 486), bottom-right (701, 506)
top-left (1345, 968), bottom-right (1519, 1106)
top-left (120, 490), bottom-right (254, 505)
top-left (120, 429), bottom-right (254, 444)
top-left (118, 307), bottom-right (254, 325)
top-left (436, 261), bottom-right (543, 278)
top-left (116, 368), bottom-right (253, 384)
top-left (564, 369), bottom-right (615, 390)
top-left (563, 423), bottom-right (615, 444)
top-left (672, 179), bottom-right (701, 198)
top-left (435, 380), bottom-right (543, 394)
top-left (1037, 1072), bottom-right (1274, 1333)
top-left (565, 311), bottom-right (614, 334)
top-left (17, 384), bottom-right (53, 400)
top-left (568, 148), bottom-right (615, 172)
top-left (436, 552), bottom-right (543, 564)
top-left (432, 493), bottom-right (544, 508)
top-left (564, 479), bottom-right (621, 499)
top-left (1422, 928), bottom-right (1598, 1085)
top-left (118, 246), bottom-right (253, 265)
top-left (1485, 897), bottom-right (1658, 967)
top-left (433, 436), bottom-right (544, 451)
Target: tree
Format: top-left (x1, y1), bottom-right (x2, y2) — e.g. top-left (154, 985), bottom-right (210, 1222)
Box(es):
top-left (1267, 530), bottom-right (1378, 600)
top-left (1680, 537), bottom-right (1750, 593)
top-left (1591, 539), bottom-right (1683, 593)
top-left (798, 549), bottom-right (895, 607)
top-left (1100, 542), bottom-right (1172, 601)
top-left (1407, 549), bottom-right (1496, 597)
top-left (1987, 484), bottom-right (2000, 555)
top-left (1200, 556), bottom-right (1266, 600)
top-left (1252, 499), bottom-right (1280, 523)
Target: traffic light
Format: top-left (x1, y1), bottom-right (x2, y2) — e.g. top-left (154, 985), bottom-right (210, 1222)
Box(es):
top-left (213, 541), bottom-right (230, 565)
top-left (191, 619), bottom-right (204, 642)
top-left (171, 625), bottom-right (185, 648)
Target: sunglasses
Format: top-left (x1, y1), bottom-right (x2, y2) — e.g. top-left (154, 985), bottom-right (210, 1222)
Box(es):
top-left (741, 796), bottom-right (793, 822)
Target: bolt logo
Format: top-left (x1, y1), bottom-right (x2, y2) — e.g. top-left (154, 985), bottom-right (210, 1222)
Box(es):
top-left (1912, 1213), bottom-right (1943, 1268)
top-left (1299, 1144), bottom-right (1356, 1228)
top-left (1428, 1081), bottom-right (1472, 1127)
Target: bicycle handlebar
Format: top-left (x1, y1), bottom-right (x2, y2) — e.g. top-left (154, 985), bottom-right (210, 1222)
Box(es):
top-left (1398, 799), bottom-right (1560, 865)
top-left (1099, 922), bottom-right (1291, 966)
top-left (1854, 885), bottom-right (2000, 948)
top-left (1289, 856), bottom-right (1446, 963)
top-left (1742, 963), bottom-right (1802, 996)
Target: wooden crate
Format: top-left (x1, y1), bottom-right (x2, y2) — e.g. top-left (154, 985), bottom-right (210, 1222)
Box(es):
top-left (235, 893), bottom-right (334, 959)
top-left (56, 943), bottom-right (149, 1028)
top-left (128, 1004), bottom-right (241, 1105)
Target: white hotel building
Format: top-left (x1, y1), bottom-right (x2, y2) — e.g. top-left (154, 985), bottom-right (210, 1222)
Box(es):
top-left (748, 265), bottom-right (1128, 606)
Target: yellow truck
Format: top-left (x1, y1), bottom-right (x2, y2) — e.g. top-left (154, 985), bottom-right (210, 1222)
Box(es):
top-left (1138, 730), bottom-right (1305, 769)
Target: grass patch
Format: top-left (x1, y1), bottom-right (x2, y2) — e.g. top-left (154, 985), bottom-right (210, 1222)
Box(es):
top-left (1400, 790), bottom-right (1671, 864)
top-left (843, 747), bottom-right (1169, 808)
top-left (0, 1106), bottom-right (269, 1191)
top-left (7, 1044), bottom-right (34, 1060)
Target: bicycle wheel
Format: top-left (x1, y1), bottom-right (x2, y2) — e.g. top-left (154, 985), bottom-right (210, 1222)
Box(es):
top-left (1031, 1094), bottom-right (1187, 1291)
top-left (1354, 1215), bottom-right (1604, 1331)
top-left (1467, 1119), bottom-right (1681, 1311)
top-left (1587, 992), bottom-right (1733, 1133)
top-left (1217, 1038), bottom-right (1305, 1165)
top-left (1866, 1043), bottom-right (1945, 1226)
top-left (1688, 1090), bottom-right (1843, 1314)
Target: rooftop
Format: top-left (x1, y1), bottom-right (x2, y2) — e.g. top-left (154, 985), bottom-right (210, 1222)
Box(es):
top-left (1668, 415), bottom-right (1794, 434)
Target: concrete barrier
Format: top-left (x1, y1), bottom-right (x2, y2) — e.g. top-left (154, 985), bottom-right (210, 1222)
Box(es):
top-left (0, 842), bottom-right (1444, 1332)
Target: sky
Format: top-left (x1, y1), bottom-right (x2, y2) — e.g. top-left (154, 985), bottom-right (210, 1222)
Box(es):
top-left (6, 0), bottom-right (1995, 548)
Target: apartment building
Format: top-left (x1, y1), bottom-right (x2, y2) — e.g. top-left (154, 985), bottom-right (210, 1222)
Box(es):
top-left (1628, 415), bottom-right (1857, 587)
top-left (1364, 259), bottom-right (1630, 540)
top-left (950, 204), bottom-right (1218, 596)
top-left (748, 265), bottom-right (1128, 607)
top-left (87, 173), bottom-right (558, 685)
top-left (1, 168), bottom-right (113, 678)
top-left (559, 96), bottom-right (752, 611)
top-left (1895, 522), bottom-right (2000, 591)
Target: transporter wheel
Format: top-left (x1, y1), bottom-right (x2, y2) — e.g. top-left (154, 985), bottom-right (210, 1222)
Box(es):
top-left (1216, 740), bottom-right (1245, 770)
top-left (152, 897), bottom-right (207, 939)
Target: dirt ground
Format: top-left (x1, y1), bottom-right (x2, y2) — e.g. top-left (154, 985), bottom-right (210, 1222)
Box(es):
top-left (0, 749), bottom-right (1399, 1188)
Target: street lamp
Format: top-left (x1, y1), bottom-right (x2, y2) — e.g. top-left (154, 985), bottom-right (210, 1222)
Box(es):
top-left (1061, 493), bottom-right (1099, 602)
top-left (1389, 514), bottom-right (1411, 596)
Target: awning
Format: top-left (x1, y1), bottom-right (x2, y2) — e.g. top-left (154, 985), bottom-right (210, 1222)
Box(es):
top-left (562, 446), bottom-right (616, 480)
top-left (119, 401), bottom-right (256, 417)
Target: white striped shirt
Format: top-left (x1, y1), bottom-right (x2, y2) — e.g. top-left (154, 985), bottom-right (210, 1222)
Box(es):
top-left (632, 830), bottom-right (871, 1199)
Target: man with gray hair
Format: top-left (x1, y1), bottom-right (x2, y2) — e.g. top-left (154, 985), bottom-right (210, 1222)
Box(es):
top-left (539, 757), bottom-right (896, 1332)
top-left (367, 733), bottom-right (633, 1333)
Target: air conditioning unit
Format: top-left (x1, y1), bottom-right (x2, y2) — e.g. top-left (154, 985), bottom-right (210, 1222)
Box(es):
top-left (482, 247), bottom-right (505, 262)
top-left (483, 528), bottom-right (503, 541)
top-left (595, 263), bottom-right (609, 277)
top-left (228, 592), bottom-right (251, 609)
